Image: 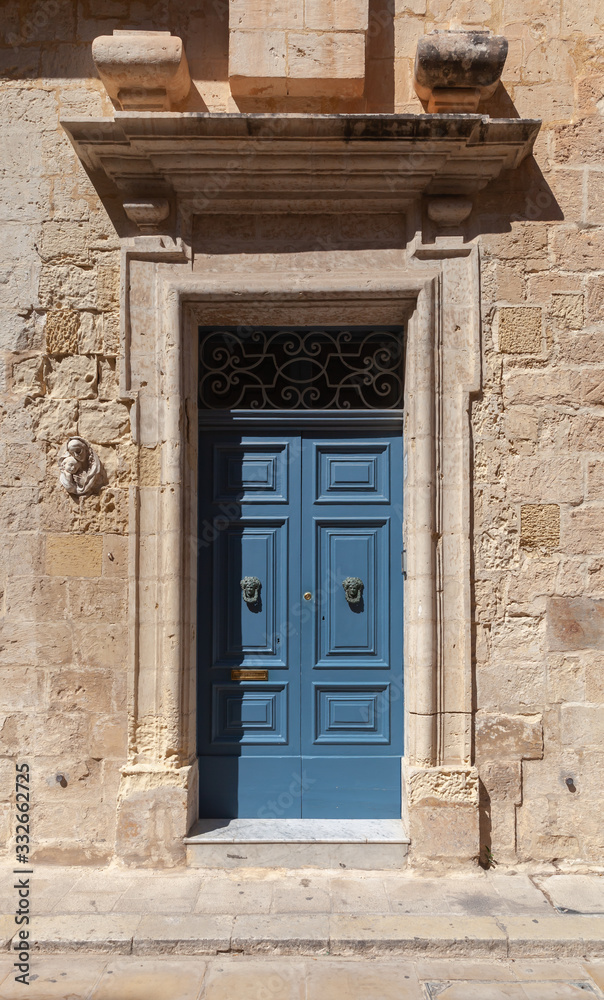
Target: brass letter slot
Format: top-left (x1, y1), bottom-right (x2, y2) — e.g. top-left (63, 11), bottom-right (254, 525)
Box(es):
top-left (231, 669), bottom-right (268, 681)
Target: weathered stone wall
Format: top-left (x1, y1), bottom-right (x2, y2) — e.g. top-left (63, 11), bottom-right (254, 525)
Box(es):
top-left (468, 8), bottom-right (604, 862)
top-left (0, 0), bottom-right (602, 864)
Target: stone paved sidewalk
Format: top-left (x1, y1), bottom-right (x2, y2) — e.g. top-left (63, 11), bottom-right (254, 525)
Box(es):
top-left (2, 954), bottom-right (604, 999)
top-left (2, 865), bottom-right (604, 965)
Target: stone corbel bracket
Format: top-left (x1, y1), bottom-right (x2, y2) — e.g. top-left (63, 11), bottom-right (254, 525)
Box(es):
top-left (414, 30), bottom-right (508, 114)
top-left (426, 196), bottom-right (473, 227)
top-left (123, 198), bottom-right (171, 234)
top-left (92, 30), bottom-right (191, 111)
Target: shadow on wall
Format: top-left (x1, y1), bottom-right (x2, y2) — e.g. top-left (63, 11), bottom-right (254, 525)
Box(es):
top-left (231, 0), bottom-right (395, 114)
top-left (0, 0), bottom-right (224, 93)
top-left (191, 212), bottom-right (409, 256)
top-left (477, 81), bottom-right (520, 119)
top-left (0, 0), bottom-right (442, 118)
top-left (477, 778), bottom-right (493, 870)
top-left (364, 0), bottom-right (395, 113)
top-left (470, 154), bottom-right (564, 238)
top-left (2, 0), bottom-right (391, 112)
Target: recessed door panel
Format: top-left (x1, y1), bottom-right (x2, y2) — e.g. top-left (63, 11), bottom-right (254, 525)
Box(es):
top-left (315, 521), bottom-right (389, 667)
top-left (316, 444), bottom-right (390, 503)
top-left (213, 521), bottom-right (288, 667)
top-left (314, 683), bottom-right (390, 744)
top-left (212, 683), bottom-right (288, 744)
top-left (214, 443), bottom-right (289, 502)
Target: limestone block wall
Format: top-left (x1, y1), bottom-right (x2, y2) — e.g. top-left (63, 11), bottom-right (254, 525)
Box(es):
top-left (0, 0), bottom-right (602, 864)
top-left (228, 0), bottom-right (369, 98)
top-left (474, 248), bottom-right (604, 861)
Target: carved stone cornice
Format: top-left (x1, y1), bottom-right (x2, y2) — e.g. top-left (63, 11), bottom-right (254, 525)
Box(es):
top-left (62, 112), bottom-right (540, 224)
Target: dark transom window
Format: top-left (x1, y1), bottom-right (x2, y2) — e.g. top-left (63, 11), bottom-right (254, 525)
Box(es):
top-left (198, 326), bottom-right (404, 410)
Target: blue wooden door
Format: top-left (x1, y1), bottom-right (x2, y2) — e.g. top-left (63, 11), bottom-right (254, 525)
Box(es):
top-left (198, 420), bottom-right (403, 818)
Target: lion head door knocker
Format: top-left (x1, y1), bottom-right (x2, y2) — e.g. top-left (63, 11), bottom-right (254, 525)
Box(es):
top-left (58, 437), bottom-right (105, 497)
top-left (342, 577), bottom-right (364, 605)
top-left (241, 576), bottom-right (262, 607)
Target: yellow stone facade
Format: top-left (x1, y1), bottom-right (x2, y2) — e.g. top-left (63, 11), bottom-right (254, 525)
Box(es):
top-left (0, 0), bottom-right (603, 867)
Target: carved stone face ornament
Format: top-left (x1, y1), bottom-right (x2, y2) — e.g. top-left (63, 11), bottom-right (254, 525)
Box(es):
top-left (342, 577), bottom-right (364, 604)
top-left (58, 437), bottom-right (105, 497)
top-left (240, 576), bottom-right (261, 605)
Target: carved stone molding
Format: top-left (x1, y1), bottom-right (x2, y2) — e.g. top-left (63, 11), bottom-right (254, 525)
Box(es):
top-left (110, 245), bottom-right (483, 863)
top-left (92, 30), bottom-right (191, 111)
top-left (414, 30), bottom-right (508, 113)
top-left (62, 113), bottom-right (540, 221)
top-left (58, 437), bottom-right (105, 497)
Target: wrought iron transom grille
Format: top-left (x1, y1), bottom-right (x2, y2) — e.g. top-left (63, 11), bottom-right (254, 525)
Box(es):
top-left (198, 326), bottom-right (404, 410)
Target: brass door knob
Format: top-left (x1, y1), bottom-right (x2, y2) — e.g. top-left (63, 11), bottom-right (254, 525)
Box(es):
top-left (303, 592), bottom-right (312, 601)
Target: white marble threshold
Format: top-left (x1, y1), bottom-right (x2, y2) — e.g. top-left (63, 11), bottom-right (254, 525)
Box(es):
top-left (185, 818), bottom-right (410, 844)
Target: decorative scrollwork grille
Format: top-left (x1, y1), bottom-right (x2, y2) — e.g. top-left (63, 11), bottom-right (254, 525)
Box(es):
top-left (198, 327), bottom-right (404, 410)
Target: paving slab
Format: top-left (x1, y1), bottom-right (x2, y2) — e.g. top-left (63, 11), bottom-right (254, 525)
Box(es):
top-left (231, 914), bottom-right (330, 954)
top-left (27, 914), bottom-right (140, 954)
top-left (416, 958), bottom-right (517, 981)
top-left (521, 984), bottom-right (601, 999)
top-left (536, 875), bottom-right (604, 914)
top-left (116, 894), bottom-right (196, 914)
top-left (0, 955), bottom-right (14, 972)
top-left (133, 914), bottom-right (233, 955)
top-left (118, 875), bottom-right (201, 899)
top-left (0, 957), bottom-right (18, 991)
top-left (511, 960), bottom-right (590, 980)
top-left (431, 985), bottom-right (531, 999)
top-left (329, 914), bottom-right (508, 956)
top-left (52, 890), bottom-right (125, 914)
top-left (271, 880), bottom-right (331, 913)
top-left (306, 958), bottom-right (420, 999)
top-left (0, 870), bottom-right (79, 900)
top-left (194, 879), bottom-right (274, 914)
top-left (91, 957), bottom-right (207, 1000)
top-left (433, 984), bottom-right (596, 999)
top-left (386, 875), bottom-right (549, 917)
top-left (70, 872), bottom-right (137, 893)
top-left (583, 962), bottom-right (604, 992)
top-left (0, 915), bottom-right (16, 948)
top-left (329, 876), bottom-right (390, 913)
top-left (203, 958), bottom-right (307, 1000)
top-left (502, 915), bottom-right (604, 958)
top-left (0, 955), bottom-right (108, 999)
top-left (489, 875), bottom-right (554, 914)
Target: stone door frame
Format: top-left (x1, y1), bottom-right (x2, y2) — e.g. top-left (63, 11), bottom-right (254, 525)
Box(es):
top-left (115, 238), bottom-right (482, 866)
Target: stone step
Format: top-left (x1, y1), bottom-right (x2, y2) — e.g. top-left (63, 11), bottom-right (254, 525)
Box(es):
top-left (184, 819), bottom-right (410, 870)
